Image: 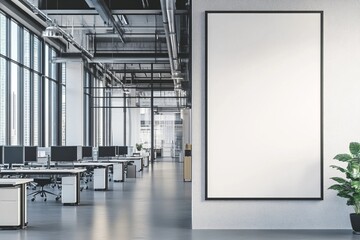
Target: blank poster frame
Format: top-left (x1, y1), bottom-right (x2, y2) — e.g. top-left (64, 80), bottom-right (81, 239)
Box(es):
top-left (205, 11), bottom-right (323, 200)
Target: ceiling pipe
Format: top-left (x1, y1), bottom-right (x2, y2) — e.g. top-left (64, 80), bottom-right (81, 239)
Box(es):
top-left (85, 0), bottom-right (125, 43)
top-left (160, 0), bottom-right (175, 75)
top-left (165, 0), bottom-right (180, 73)
top-left (21, 0), bottom-right (124, 86)
top-left (160, 0), bottom-right (183, 96)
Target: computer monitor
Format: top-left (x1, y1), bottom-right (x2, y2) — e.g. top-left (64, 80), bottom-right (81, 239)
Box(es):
top-left (3, 146), bottom-right (25, 168)
top-left (25, 146), bottom-right (38, 162)
top-left (118, 146), bottom-right (128, 156)
top-left (98, 146), bottom-right (117, 158)
top-left (51, 146), bottom-right (82, 162)
top-left (82, 146), bottom-right (93, 158)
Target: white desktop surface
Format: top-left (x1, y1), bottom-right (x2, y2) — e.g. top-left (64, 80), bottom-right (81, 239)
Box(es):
top-left (0, 179), bottom-right (34, 186)
top-left (0, 169), bottom-right (86, 174)
top-left (117, 156), bottom-right (142, 160)
top-left (75, 162), bottom-right (112, 167)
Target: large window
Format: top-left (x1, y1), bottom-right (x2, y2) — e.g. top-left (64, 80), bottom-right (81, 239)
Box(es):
top-left (61, 64), bottom-right (66, 145)
top-left (44, 45), bottom-right (61, 147)
top-left (0, 13), bottom-right (7, 145)
top-left (33, 36), bottom-right (41, 146)
top-left (23, 29), bottom-right (30, 145)
top-left (10, 20), bottom-right (19, 145)
top-left (0, 11), bottom-right (65, 146)
top-left (84, 70), bottom-right (91, 146)
top-left (87, 67), bottom-right (111, 146)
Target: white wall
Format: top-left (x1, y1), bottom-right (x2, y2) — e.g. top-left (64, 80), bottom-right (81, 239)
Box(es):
top-left (192, 0), bottom-right (360, 229)
top-left (66, 62), bottom-right (83, 145)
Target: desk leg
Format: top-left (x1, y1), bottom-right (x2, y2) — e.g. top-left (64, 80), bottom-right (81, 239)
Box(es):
top-left (76, 173), bottom-right (80, 205)
top-left (20, 184), bottom-right (26, 229)
top-left (105, 167), bottom-right (109, 190)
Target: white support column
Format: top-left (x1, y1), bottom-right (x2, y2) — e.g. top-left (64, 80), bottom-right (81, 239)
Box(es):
top-left (112, 98), bottom-right (124, 145)
top-left (66, 62), bottom-right (84, 145)
top-left (129, 107), bottom-right (141, 147)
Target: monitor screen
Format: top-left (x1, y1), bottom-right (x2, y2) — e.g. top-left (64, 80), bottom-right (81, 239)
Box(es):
top-left (98, 146), bottom-right (116, 158)
top-left (51, 146), bottom-right (81, 162)
top-left (25, 146), bottom-right (38, 162)
top-left (82, 146), bottom-right (92, 158)
top-left (3, 146), bottom-right (24, 165)
top-left (118, 146), bottom-right (128, 155)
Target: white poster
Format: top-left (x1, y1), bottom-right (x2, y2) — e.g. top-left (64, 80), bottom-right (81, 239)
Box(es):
top-left (206, 12), bottom-right (323, 199)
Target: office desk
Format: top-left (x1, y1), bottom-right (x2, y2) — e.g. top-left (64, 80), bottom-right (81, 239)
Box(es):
top-left (0, 169), bottom-right (86, 205)
top-left (0, 178), bottom-right (33, 229)
top-left (117, 156), bottom-right (144, 172)
top-left (33, 162), bottom-right (113, 191)
top-left (88, 159), bottom-right (130, 182)
top-left (109, 158), bottom-right (141, 179)
top-left (74, 163), bottom-right (111, 190)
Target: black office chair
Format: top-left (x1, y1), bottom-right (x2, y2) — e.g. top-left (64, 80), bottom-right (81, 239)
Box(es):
top-left (81, 167), bottom-right (93, 190)
top-left (28, 177), bottom-right (61, 202)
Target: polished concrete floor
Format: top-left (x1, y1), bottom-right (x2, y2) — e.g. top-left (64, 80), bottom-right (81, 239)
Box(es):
top-left (0, 159), bottom-right (356, 240)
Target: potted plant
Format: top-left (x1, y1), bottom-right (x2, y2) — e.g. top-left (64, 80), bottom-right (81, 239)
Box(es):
top-left (329, 142), bottom-right (360, 234)
top-left (136, 143), bottom-right (143, 152)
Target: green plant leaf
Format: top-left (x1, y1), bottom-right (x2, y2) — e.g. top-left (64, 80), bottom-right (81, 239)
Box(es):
top-left (348, 162), bottom-right (360, 179)
top-left (329, 184), bottom-right (344, 191)
top-left (350, 142), bottom-right (360, 155)
top-left (353, 193), bottom-right (360, 203)
top-left (347, 198), bottom-right (355, 206)
top-left (334, 154), bottom-right (353, 162)
top-left (338, 192), bottom-right (352, 199)
top-left (352, 181), bottom-right (360, 190)
top-left (330, 165), bottom-right (347, 173)
top-left (330, 177), bottom-right (348, 184)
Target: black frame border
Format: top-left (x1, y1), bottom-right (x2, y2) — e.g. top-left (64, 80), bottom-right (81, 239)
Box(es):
top-left (205, 11), bottom-right (324, 200)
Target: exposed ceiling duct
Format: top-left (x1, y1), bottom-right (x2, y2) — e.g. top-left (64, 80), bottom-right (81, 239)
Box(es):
top-left (85, 0), bottom-right (125, 43)
top-left (20, 0), bottom-right (188, 98)
top-left (160, 0), bottom-right (184, 104)
top-left (20, 0), bottom-right (127, 86)
top-left (22, 0), bottom-right (94, 59)
top-left (160, 0), bottom-right (181, 80)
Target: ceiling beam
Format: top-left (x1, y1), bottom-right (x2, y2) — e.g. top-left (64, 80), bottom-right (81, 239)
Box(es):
top-left (124, 79), bottom-right (173, 84)
top-left (111, 69), bottom-right (171, 73)
top-left (89, 57), bottom-right (169, 64)
top-left (42, 9), bottom-right (188, 15)
top-left (85, 0), bottom-right (125, 43)
top-left (94, 52), bottom-right (169, 58)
